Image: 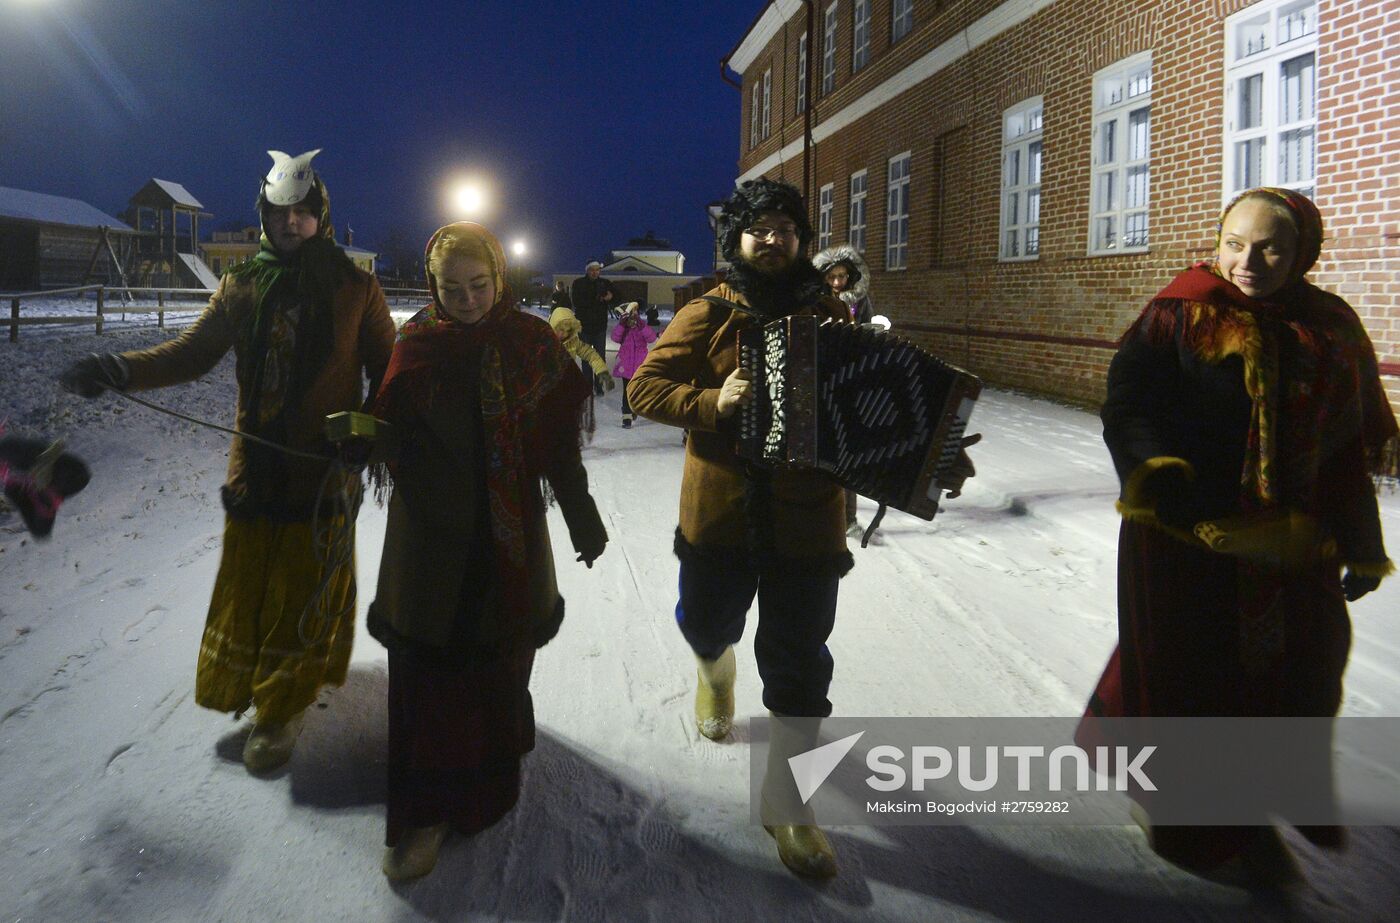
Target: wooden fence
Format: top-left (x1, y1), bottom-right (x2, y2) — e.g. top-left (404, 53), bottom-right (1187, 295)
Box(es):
top-left (4, 285), bottom-right (212, 342)
top-left (4, 285), bottom-right (432, 341)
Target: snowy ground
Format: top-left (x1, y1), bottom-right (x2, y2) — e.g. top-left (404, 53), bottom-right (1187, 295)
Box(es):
top-left (2, 325), bottom-right (1398, 922)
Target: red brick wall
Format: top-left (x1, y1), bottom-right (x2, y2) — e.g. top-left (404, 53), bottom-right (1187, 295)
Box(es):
top-left (733, 0), bottom-right (1400, 411)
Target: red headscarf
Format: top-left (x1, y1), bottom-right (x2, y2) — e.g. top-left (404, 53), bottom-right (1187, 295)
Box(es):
top-left (1138, 189), bottom-right (1397, 504)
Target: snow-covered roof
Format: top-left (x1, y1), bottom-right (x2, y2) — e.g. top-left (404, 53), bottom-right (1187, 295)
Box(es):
top-left (176, 252), bottom-right (220, 291)
top-left (0, 186), bottom-right (134, 232)
top-left (150, 179), bottom-right (203, 209)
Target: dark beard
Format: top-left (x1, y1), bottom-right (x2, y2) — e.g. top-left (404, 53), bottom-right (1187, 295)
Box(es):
top-left (725, 256), bottom-right (828, 319)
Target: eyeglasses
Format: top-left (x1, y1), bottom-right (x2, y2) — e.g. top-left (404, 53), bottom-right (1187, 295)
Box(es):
top-left (743, 225), bottom-right (799, 241)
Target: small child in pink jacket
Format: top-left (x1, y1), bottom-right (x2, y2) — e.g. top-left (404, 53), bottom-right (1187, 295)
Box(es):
top-left (610, 302), bottom-right (658, 427)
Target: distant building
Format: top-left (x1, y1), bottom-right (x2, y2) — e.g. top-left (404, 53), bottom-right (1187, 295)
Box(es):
top-left (201, 227), bottom-right (261, 276)
top-left (555, 231), bottom-right (699, 309)
top-left (726, 0), bottom-right (1399, 410)
top-left (0, 185), bottom-right (138, 291)
top-left (202, 226), bottom-right (377, 276)
top-left (608, 231), bottom-right (687, 274)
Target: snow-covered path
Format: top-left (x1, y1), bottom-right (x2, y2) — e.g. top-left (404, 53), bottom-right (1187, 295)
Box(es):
top-left (2, 327), bottom-right (1397, 922)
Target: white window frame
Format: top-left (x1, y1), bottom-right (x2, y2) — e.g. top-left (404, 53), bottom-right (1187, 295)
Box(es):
top-left (999, 97), bottom-right (1043, 261)
top-left (1223, 0), bottom-right (1318, 201)
top-left (892, 0), bottom-right (914, 43)
top-left (822, 3), bottom-right (838, 96)
top-left (818, 183), bottom-right (835, 249)
top-left (750, 82), bottom-right (761, 150)
top-left (849, 169), bottom-right (868, 253)
top-left (886, 152), bottom-right (911, 270)
top-left (853, 0), bottom-right (871, 72)
top-left (761, 67), bottom-right (772, 140)
top-left (797, 33), bottom-right (808, 114)
top-left (1089, 53), bottom-right (1152, 255)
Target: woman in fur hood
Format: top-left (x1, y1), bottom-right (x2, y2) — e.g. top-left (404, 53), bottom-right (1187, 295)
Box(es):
top-left (814, 244), bottom-right (875, 537)
top-left (813, 244), bottom-right (874, 325)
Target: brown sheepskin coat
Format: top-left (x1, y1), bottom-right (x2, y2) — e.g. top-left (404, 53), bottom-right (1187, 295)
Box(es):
top-left (119, 267), bottom-right (395, 519)
top-left (628, 282), bottom-right (850, 560)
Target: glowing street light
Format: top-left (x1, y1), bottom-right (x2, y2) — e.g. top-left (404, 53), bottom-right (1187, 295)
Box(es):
top-left (510, 239), bottom-right (528, 258)
top-left (449, 181), bottom-right (487, 217)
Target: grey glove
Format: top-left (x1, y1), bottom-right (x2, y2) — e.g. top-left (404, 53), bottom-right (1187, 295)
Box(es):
top-left (59, 353), bottom-right (129, 398)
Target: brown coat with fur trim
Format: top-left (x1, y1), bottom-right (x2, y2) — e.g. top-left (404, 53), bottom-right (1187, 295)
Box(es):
top-left (628, 283), bottom-right (850, 558)
top-left (118, 267), bottom-right (395, 519)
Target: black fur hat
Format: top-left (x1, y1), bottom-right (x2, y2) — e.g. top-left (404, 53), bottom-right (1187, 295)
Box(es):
top-left (718, 178), bottom-right (812, 262)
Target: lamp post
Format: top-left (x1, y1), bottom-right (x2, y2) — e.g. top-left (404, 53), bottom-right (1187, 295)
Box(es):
top-left (505, 239), bottom-right (536, 306)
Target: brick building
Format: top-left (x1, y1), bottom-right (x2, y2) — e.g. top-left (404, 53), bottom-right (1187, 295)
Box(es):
top-left (725, 0), bottom-right (1399, 410)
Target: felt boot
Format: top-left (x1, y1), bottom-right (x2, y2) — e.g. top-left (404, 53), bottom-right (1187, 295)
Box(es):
top-left (761, 713), bottom-right (837, 880)
top-left (694, 647), bottom-right (736, 741)
top-left (242, 711), bottom-right (305, 774)
top-left (382, 823), bottom-right (449, 882)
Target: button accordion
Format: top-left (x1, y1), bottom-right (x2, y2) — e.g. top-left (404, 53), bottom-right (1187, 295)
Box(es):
top-left (736, 315), bottom-right (980, 520)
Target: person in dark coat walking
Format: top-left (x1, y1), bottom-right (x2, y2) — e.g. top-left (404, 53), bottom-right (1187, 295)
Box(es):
top-left (1079, 187), bottom-right (1396, 886)
top-left (814, 244), bottom-right (877, 539)
top-left (569, 261), bottom-right (615, 395)
top-left (366, 221), bottom-right (607, 881)
top-left (550, 280), bottom-right (572, 309)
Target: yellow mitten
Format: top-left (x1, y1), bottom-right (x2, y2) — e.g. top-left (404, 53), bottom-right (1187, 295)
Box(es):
top-left (1192, 509), bottom-right (1337, 569)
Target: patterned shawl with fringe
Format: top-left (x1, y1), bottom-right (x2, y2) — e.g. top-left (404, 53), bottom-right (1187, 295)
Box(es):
top-left (369, 223), bottom-right (589, 628)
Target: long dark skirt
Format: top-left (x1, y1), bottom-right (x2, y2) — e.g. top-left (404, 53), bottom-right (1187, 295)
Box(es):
top-left (1080, 520), bottom-right (1351, 868)
top-left (386, 649), bottom-right (536, 846)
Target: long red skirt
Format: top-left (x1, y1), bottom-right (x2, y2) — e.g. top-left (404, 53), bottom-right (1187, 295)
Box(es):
top-left (386, 650), bottom-right (536, 847)
top-left (1079, 521), bottom-right (1351, 868)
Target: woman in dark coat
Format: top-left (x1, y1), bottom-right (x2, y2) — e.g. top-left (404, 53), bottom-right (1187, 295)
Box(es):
top-left (1080, 188), bottom-right (1397, 884)
top-left (366, 222), bottom-right (607, 880)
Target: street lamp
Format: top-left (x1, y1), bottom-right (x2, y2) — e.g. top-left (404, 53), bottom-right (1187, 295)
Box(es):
top-left (448, 181), bottom-right (487, 218)
top-left (511, 239), bottom-right (528, 258)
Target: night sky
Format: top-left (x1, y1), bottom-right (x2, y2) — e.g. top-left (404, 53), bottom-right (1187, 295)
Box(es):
top-left (0, 0), bottom-right (761, 277)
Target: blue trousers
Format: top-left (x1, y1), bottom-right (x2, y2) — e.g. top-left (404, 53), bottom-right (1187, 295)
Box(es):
top-left (675, 555), bottom-right (839, 717)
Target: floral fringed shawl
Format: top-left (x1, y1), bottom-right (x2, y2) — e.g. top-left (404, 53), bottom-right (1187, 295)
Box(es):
top-left (1126, 263), bottom-right (1399, 508)
top-left (369, 223), bottom-right (590, 627)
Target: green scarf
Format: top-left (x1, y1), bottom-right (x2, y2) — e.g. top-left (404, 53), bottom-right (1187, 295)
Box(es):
top-left (230, 233), bottom-right (356, 431)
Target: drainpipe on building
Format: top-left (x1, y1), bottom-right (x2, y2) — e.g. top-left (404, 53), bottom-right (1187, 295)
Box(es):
top-left (801, 0), bottom-right (815, 219)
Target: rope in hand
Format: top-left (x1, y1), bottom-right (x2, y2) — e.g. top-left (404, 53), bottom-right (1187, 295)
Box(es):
top-left (97, 383), bottom-right (360, 647)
